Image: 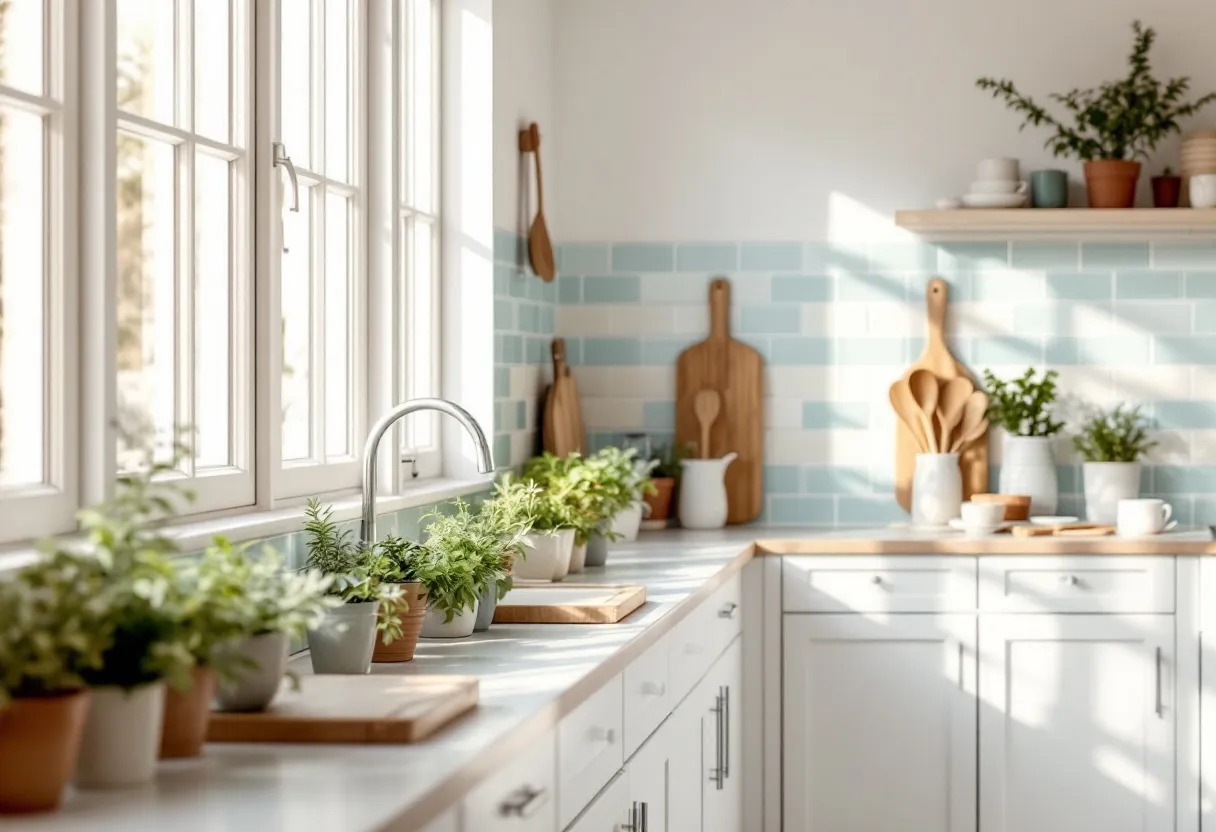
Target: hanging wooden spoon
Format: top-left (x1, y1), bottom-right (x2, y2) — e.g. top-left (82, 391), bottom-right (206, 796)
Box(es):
top-left (935, 377), bottom-right (974, 453)
top-left (693, 389), bottom-right (721, 459)
top-left (519, 123), bottom-right (556, 282)
top-left (907, 369), bottom-right (940, 453)
top-left (889, 379), bottom-right (929, 453)
top-left (953, 417), bottom-right (990, 454)
top-left (951, 390), bottom-right (990, 453)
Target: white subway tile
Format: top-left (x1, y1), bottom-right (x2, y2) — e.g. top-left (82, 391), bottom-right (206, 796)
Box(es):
top-left (1115, 365), bottom-right (1191, 401)
top-left (556, 306), bottom-right (611, 337)
top-left (580, 397), bottom-right (644, 430)
top-left (596, 366), bottom-right (672, 399)
top-left (866, 302), bottom-right (923, 337)
top-left (948, 301), bottom-right (1016, 338)
top-left (1144, 429), bottom-right (1191, 464)
top-left (609, 305), bottom-right (675, 336)
top-left (509, 432), bottom-right (531, 467)
top-left (765, 398), bottom-right (802, 429)
top-left (1189, 430), bottom-right (1216, 463)
top-left (1051, 367), bottom-right (1117, 416)
top-left (1192, 367), bottom-right (1216, 397)
top-left (672, 305), bottom-right (709, 334)
top-left (768, 366), bottom-right (830, 398)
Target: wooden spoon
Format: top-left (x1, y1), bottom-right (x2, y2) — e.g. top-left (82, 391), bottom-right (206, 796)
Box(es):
top-left (907, 369), bottom-right (940, 453)
top-left (953, 417), bottom-right (989, 454)
top-left (935, 377), bottom-right (974, 454)
top-left (522, 123), bottom-right (555, 282)
top-left (951, 391), bottom-right (990, 453)
top-left (693, 389), bottom-right (721, 459)
top-left (889, 379), bottom-right (929, 453)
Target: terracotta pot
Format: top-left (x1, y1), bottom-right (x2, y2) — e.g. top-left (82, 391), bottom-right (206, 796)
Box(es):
top-left (1152, 175), bottom-right (1182, 208)
top-left (159, 667), bottom-right (215, 759)
top-left (1084, 160), bottom-right (1141, 208)
top-left (643, 478), bottom-right (675, 522)
top-left (0, 691), bottom-right (91, 813)
top-left (374, 582), bottom-right (427, 662)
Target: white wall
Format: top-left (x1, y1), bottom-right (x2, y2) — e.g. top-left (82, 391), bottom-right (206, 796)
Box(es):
top-left (552, 0), bottom-right (1216, 241)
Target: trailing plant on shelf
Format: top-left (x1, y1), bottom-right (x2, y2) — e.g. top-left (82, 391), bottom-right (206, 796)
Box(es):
top-left (982, 368), bottom-right (1064, 438)
top-left (1073, 404), bottom-right (1157, 463)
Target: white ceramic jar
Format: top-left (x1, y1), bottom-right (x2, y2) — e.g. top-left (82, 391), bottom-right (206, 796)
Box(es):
top-left (421, 600), bottom-right (480, 638)
top-left (75, 682), bottom-right (167, 788)
top-left (678, 453), bottom-right (737, 530)
top-left (1082, 461), bottom-right (1141, 524)
top-left (999, 435), bottom-right (1059, 515)
top-left (911, 453), bottom-right (962, 526)
top-left (515, 528), bottom-right (575, 580)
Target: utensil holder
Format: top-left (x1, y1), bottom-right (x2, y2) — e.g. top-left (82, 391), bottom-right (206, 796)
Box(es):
top-left (911, 453), bottom-right (962, 526)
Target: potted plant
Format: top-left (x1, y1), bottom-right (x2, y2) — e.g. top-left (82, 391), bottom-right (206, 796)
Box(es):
top-left (0, 550), bottom-right (108, 813)
top-left (572, 448), bottom-right (644, 566)
top-left (414, 500), bottom-right (497, 638)
top-left (1074, 405), bottom-right (1157, 524)
top-left (644, 442), bottom-right (691, 526)
top-left (611, 449), bottom-right (658, 542)
top-left (475, 478), bottom-right (539, 626)
top-left (1152, 167), bottom-right (1182, 208)
top-left (518, 454), bottom-right (581, 579)
top-left (372, 534), bottom-right (429, 659)
top-left (983, 368), bottom-right (1065, 515)
top-left (977, 21), bottom-right (1216, 208)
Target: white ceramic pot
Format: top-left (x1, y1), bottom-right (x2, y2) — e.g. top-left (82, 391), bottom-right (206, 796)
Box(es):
top-left (75, 682), bottom-right (166, 788)
top-left (421, 600), bottom-right (479, 638)
top-left (584, 531), bottom-right (610, 567)
top-left (609, 502), bottom-right (645, 542)
top-left (474, 585), bottom-right (498, 632)
top-left (678, 453), bottom-right (738, 530)
top-left (307, 600), bottom-right (380, 675)
top-left (1083, 461), bottom-right (1141, 524)
top-left (568, 541), bottom-right (588, 573)
top-left (213, 631), bottom-right (290, 712)
top-left (911, 453), bottom-right (962, 526)
top-left (515, 529), bottom-right (574, 581)
top-left (999, 435), bottom-right (1058, 516)
top-left (1191, 174), bottom-right (1216, 209)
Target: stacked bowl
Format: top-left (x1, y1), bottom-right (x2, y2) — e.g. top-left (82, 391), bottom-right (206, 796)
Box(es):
top-left (1181, 131), bottom-right (1216, 206)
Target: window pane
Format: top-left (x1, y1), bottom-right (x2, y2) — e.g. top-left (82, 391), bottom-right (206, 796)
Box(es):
top-left (194, 0), bottom-right (230, 142)
top-left (0, 0), bottom-right (44, 95)
top-left (406, 0), bottom-right (434, 212)
top-left (0, 108), bottom-right (44, 488)
top-left (195, 151), bottom-right (231, 469)
top-left (404, 217), bottom-right (436, 449)
top-left (281, 183), bottom-right (312, 462)
top-left (324, 0), bottom-right (348, 182)
top-left (280, 0), bottom-right (310, 170)
top-left (116, 132), bottom-right (177, 470)
top-left (117, 0), bottom-right (176, 124)
top-left (324, 191), bottom-right (349, 457)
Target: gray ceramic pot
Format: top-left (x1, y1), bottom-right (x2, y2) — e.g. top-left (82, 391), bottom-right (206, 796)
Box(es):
top-left (307, 600), bottom-right (380, 674)
top-left (474, 585), bottom-right (498, 632)
top-left (213, 631), bottom-right (290, 712)
top-left (584, 530), bottom-right (610, 567)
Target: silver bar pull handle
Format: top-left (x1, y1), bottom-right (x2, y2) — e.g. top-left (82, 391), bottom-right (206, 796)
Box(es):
top-left (273, 141), bottom-right (300, 213)
top-left (498, 785), bottom-right (548, 818)
top-left (708, 691), bottom-right (724, 789)
top-left (1155, 646), bottom-right (1164, 718)
top-left (639, 800), bottom-right (649, 832)
top-left (959, 641), bottom-right (965, 690)
top-left (723, 685), bottom-right (731, 779)
top-left (621, 801), bottom-right (639, 831)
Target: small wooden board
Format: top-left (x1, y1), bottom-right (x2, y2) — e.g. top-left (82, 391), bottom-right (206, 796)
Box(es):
top-left (207, 675), bottom-right (478, 744)
top-left (493, 582), bottom-right (646, 624)
top-left (1009, 523), bottom-right (1116, 538)
top-left (543, 338), bottom-right (586, 456)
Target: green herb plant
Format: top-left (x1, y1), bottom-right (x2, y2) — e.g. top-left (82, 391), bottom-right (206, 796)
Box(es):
top-left (650, 442), bottom-right (694, 480)
top-left (1073, 405), bottom-right (1158, 463)
top-left (983, 368), bottom-right (1064, 438)
top-left (416, 498), bottom-right (524, 623)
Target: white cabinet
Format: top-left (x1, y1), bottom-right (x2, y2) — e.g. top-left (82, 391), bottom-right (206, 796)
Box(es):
top-left (559, 675), bottom-right (624, 829)
top-left (463, 728), bottom-right (556, 832)
top-left (566, 772), bottom-right (630, 832)
top-left (699, 638), bottom-right (743, 832)
top-left (978, 614), bottom-right (1175, 832)
top-left (664, 692), bottom-right (704, 832)
top-left (420, 809), bottom-right (460, 832)
top-left (782, 613), bottom-right (977, 832)
top-left (627, 724), bottom-right (670, 832)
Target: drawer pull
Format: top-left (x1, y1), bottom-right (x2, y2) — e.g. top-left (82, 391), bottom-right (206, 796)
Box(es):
top-left (641, 681), bottom-right (667, 697)
top-left (590, 726), bottom-right (617, 744)
top-left (498, 785), bottom-right (547, 818)
top-left (684, 642), bottom-right (705, 655)
top-left (1059, 574), bottom-right (1080, 587)
top-left (718, 602), bottom-right (738, 619)
top-left (870, 575), bottom-right (883, 585)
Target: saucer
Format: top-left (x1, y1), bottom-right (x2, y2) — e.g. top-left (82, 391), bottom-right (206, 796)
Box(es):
top-left (1029, 515), bottom-right (1079, 526)
top-left (961, 193), bottom-right (1028, 209)
top-left (948, 518), bottom-right (1011, 534)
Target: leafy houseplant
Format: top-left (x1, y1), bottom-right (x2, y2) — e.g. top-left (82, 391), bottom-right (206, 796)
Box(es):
top-left (370, 534), bottom-right (429, 660)
top-left (976, 21), bottom-right (1216, 208)
top-left (1074, 405), bottom-right (1157, 523)
top-left (983, 368), bottom-right (1063, 515)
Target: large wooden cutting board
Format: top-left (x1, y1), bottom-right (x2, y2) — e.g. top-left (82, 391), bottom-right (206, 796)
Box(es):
top-left (493, 582), bottom-right (646, 624)
top-left (675, 279), bottom-right (763, 524)
top-left (207, 675), bottom-right (478, 744)
top-left (894, 278), bottom-right (989, 511)
top-left (543, 337), bottom-right (586, 457)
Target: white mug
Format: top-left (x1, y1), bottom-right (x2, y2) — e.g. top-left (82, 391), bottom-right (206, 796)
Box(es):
top-left (976, 157), bottom-right (1019, 183)
top-left (1116, 498), bottom-right (1174, 537)
top-left (970, 180), bottom-right (1029, 196)
top-left (960, 501), bottom-right (1006, 530)
top-left (1190, 174), bottom-right (1216, 209)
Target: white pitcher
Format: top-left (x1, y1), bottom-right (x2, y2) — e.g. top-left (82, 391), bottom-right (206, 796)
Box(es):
top-left (679, 453), bottom-right (738, 530)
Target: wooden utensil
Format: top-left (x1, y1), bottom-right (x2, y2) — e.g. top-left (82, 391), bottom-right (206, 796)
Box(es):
top-left (542, 338), bottom-right (586, 456)
top-left (694, 389), bottom-right (721, 459)
top-left (492, 583), bottom-right (646, 624)
top-left (518, 123), bottom-right (555, 282)
top-left (951, 390), bottom-right (989, 453)
top-left (893, 278), bottom-right (989, 510)
top-left (935, 377), bottom-right (974, 452)
top-left (908, 369), bottom-right (940, 453)
top-left (889, 379), bottom-right (929, 452)
top-left (953, 418), bottom-right (989, 454)
top-left (675, 279), bottom-right (763, 524)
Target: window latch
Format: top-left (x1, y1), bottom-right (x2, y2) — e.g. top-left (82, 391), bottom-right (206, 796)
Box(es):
top-left (273, 142), bottom-right (300, 213)
top-left (401, 454), bottom-right (419, 480)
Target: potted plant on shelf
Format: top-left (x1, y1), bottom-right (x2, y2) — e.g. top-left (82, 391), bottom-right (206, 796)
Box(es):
top-left (611, 449), bottom-right (658, 542)
top-left (475, 478), bottom-right (539, 626)
top-left (415, 500), bottom-right (506, 638)
top-left (1152, 167), bottom-right (1182, 208)
top-left (983, 368), bottom-right (1065, 515)
top-left (370, 534), bottom-right (430, 660)
top-left (518, 454), bottom-right (581, 579)
top-left (573, 448), bottom-right (645, 566)
top-left (1074, 405), bottom-right (1157, 524)
top-left (976, 21), bottom-right (1216, 208)
top-left (644, 442), bottom-right (692, 527)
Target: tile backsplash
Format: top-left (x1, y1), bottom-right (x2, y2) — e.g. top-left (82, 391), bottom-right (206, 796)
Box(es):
top-left (553, 238), bottom-right (1216, 526)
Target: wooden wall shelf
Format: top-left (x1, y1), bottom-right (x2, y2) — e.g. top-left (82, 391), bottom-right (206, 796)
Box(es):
top-left (894, 208), bottom-right (1216, 239)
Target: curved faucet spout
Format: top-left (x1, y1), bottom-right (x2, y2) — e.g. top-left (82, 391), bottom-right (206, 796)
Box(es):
top-left (360, 398), bottom-right (494, 546)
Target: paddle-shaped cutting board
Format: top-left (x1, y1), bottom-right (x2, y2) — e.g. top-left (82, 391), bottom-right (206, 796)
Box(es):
top-left (493, 583), bottom-right (646, 624)
top-left (894, 278), bottom-right (989, 511)
top-left (543, 337), bottom-right (586, 457)
top-left (207, 675), bottom-right (478, 744)
top-left (676, 279), bottom-right (764, 524)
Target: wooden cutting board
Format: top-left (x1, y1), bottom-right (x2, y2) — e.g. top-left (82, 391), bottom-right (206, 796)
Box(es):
top-left (1010, 523), bottom-right (1116, 538)
top-left (895, 278), bottom-right (989, 512)
top-left (675, 279), bottom-right (763, 524)
top-left (207, 675), bottom-right (478, 744)
top-left (543, 337), bottom-right (585, 456)
top-left (492, 583), bottom-right (646, 624)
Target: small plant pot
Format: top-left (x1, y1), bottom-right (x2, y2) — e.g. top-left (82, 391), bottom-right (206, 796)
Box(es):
top-left (999, 435), bottom-right (1058, 516)
top-left (1152, 175), bottom-right (1182, 208)
top-left (75, 682), bottom-right (166, 788)
top-left (608, 502), bottom-right (645, 542)
top-left (373, 582), bottom-right (427, 662)
top-left (307, 600), bottom-right (381, 675)
top-left (515, 529), bottom-right (574, 581)
top-left (643, 478), bottom-right (675, 523)
top-left (568, 540), bottom-right (588, 574)
top-left (474, 584), bottom-right (498, 632)
top-left (159, 667), bottom-right (215, 759)
top-left (0, 690), bottom-right (91, 813)
top-left (1083, 461), bottom-right (1142, 524)
top-left (584, 530), bottom-right (610, 568)
top-left (1084, 160), bottom-right (1141, 208)
top-left (421, 600), bottom-right (479, 639)
top-left (213, 632), bottom-right (290, 712)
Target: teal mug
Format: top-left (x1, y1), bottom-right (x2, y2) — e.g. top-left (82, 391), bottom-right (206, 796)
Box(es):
top-left (1031, 170), bottom-right (1068, 208)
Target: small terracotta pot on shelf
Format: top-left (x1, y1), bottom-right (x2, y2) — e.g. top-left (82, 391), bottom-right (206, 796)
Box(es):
top-left (643, 478), bottom-right (676, 523)
top-left (0, 690), bottom-right (91, 814)
top-left (160, 666), bottom-right (216, 759)
top-left (1084, 160), bottom-right (1141, 208)
top-left (373, 582), bottom-right (427, 662)
top-left (1151, 173), bottom-right (1182, 208)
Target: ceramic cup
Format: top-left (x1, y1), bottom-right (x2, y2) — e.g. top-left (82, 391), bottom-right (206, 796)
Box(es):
top-left (977, 158), bottom-right (1020, 183)
top-left (970, 180), bottom-right (1027, 195)
top-left (959, 501), bottom-right (1006, 531)
top-left (1116, 498), bottom-right (1174, 537)
top-left (1031, 169), bottom-right (1069, 208)
top-left (1190, 174), bottom-right (1216, 209)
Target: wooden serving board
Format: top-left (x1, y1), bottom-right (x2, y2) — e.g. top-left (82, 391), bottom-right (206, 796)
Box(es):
top-left (894, 278), bottom-right (989, 512)
top-left (493, 582), bottom-right (646, 624)
top-left (207, 675), bottom-right (478, 744)
top-left (675, 279), bottom-right (764, 524)
top-left (543, 337), bottom-right (586, 457)
top-left (1009, 523), bottom-right (1116, 538)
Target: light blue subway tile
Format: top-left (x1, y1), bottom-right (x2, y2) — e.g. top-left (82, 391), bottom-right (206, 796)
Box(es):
top-left (805, 466), bottom-right (872, 495)
top-left (494, 366), bottom-right (510, 399)
top-left (1014, 303), bottom-right (1113, 336)
top-left (558, 275), bottom-right (582, 304)
top-left (563, 338), bottom-right (582, 365)
top-left (527, 274), bottom-right (547, 301)
top-left (494, 299), bottom-right (515, 330)
top-left (582, 337), bottom-right (641, 366)
top-left (493, 335), bottom-right (504, 363)
top-left (612, 243), bottom-right (674, 272)
top-left (802, 402), bottom-right (869, 429)
top-left (835, 338), bottom-right (905, 365)
top-left (1185, 272), bottom-right (1216, 298)
top-left (1011, 241), bottom-right (1080, 270)
top-left (584, 275), bottom-right (641, 304)
top-left (1194, 302), bottom-right (1216, 333)
top-left (1115, 271), bottom-right (1183, 299)
top-left (1046, 272), bottom-right (1113, 300)
top-left (641, 338), bottom-right (693, 365)
top-left (526, 337), bottom-right (546, 364)
top-left (515, 401), bottom-right (526, 430)
top-left (1152, 465), bottom-right (1216, 493)
top-left (1056, 465), bottom-right (1081, 494)
top-left (836, 273), bottom-right (906, 302)
top-left (908, 273), bottom-right (970, 303)
top-left (1057, 494), bottom-right (1085, 519)
top-left (869, 242), bottom-right (937, 272)
top-left (805, 242), bottom-right (868, 272)
top-left (676, 243), bottom-right (738, 272)
top-left (1113, 303), bottom-right (1191, 334)
top-left (736, 335), bottom-right (771, 360)
top-left (493, 229), bottom-right (521, 263)
top-left (1153, 242), bottom-right (1216, 269)
top-left (765, 466), bottom-right (801, 495)
top-left (837, 497), bottom-right (906, 525)
top-left (772, 275), bottom-right (832, 303)
top-left (1192, 497), bottom-right (1216, 524)
top-left (741, 243), bottom-right (802, 272)
top-left (1155, 336), bottom-right (1216, 364)
top-left (642, 401), bottom-right (675, 431)
top-left (972, 336), bottom-right (1044, 365)
top-left (543, 280), bottom-right (558, 304)
top-left (517, 302), bottom-right (537, 333)
top-left (508, 271), bottom-right (530, 300)
top-left (1045, 336), bottom-right (1150, 365)
top-left (1155, 400), bottom-right (1216, 429)
top-left (1081, 242), bottom-right (1150, 269)
top-left (558, 243), bottom-right (610, 275)
top-left (494, 263), bottom-right (510, 296)
top-left (540, 304), bottom-right (555, 334)
top-left (640, 274), bottom-right (711, 304)
top-left (771, 337), bottom-right (832, 365)
top-left (937, 242), bottom-right (1009, 272)
top-left (492, 401), bottom-right (504, 432)
top-left (493, 433), bottom-right (511, 470)
top-left (769, 496), bottom-right (834, 525)
top-left (739, 304), bottom-right (801, 334)
top-left (972, 271), bottom-right (1045, 302)
top-left (502, 334), bottom-right (523, 364)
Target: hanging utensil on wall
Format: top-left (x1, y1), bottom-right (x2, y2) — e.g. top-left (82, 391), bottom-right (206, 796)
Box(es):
top-left (518, 122), bottom-right (556, 282)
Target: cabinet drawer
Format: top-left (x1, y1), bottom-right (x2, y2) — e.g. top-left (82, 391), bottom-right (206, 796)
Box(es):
top-left (419, 808), bottom-right (460, 832)
top-left (783, 556), bottom-right (977, 612)
top-left (706, 573), bottom-right (743, 648)
top-left (669, 574), bottom-right (742, 704)
top-left (979, 556), bottom-right (1174, 613)
top-left (623, 632), bottom-right (671, 758)
top-left (566, 771), bottom-right (629, 832)
top-left (559, 674), bottom-right (624, 829)
top-left (463, 729), bottom-right (556, 832)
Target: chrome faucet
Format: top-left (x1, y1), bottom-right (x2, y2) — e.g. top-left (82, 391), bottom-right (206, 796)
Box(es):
top-left (360, 398), bottom-right (495, 547)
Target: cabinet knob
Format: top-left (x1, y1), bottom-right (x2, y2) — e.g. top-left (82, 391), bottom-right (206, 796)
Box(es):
top-left (870, 575), bottom-right (883, 585)
top-left (642, 681), bottom-right (667, 697)
top-left (590, 726), bottom-right (616, 744)
top-left (1060, 574), bottom-right (1079, 587)
top-left (499, 785), bottom-right (547, 818)
top-left (718, 602), bottom-right (738, 619)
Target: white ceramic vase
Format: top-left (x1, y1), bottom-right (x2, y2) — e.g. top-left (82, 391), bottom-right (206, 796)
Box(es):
top-left (568, 540), bottom-right (587, 573)
top-left (1000, 435), bottom-right (1058, 515)
top-left (1083, 461), bottom-right (1141, 524)
top-left (609, 502), bottom-right (645, 542)
top-left (75, 682), bottom-right (166, 788)
top-left (911, 453), bottom-right (962, 527)
top-left (213, 631), bottom-right (290, 712)
top-left (474, 585), bottom-right (498, 632)
top-left (307, 600), bottom-right (380, 675)
top-left (679, 453), bottom-right (738, 530)
top-left (515, 529), bottom-right (575, 581)
top-left (421, 600), bottom-right (479, 638)
top-left (584, 530), bottom-right (609, 567)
